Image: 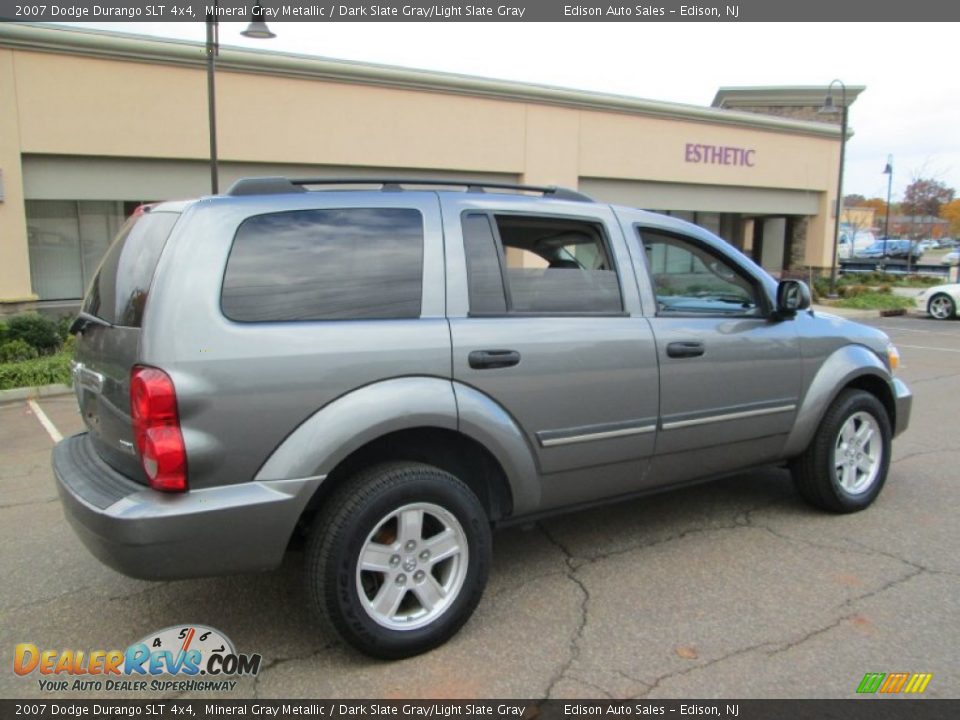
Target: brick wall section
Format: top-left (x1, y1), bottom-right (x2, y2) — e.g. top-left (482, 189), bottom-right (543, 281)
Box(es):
top-left (789, 216), bottom-right (809, 270)
top-left (730, 105), bottom-right (842, 127)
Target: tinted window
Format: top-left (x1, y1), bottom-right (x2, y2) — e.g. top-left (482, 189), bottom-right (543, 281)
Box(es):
top-left (462, 213), bottom-right (507, 314)
top-left (639, 228), bottom-right (762, 316)
top-left (222, 208), bottom-right (423, 322)
top-left (83, 211), bottom-right (179, 327)
top-left (462, 213), bottom-right (622, 314)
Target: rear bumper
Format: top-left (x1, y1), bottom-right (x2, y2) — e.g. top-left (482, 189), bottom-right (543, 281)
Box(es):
top-left (892, 377), bottom-right (912, 438)
top-left (52, 434), bottom-right (324, 580)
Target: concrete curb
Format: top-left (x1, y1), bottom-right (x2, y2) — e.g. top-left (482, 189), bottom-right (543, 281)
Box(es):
top-left (811, 304), bottom-right (878, 319)
top-left (812, 305), bottom-right (925, 320)
top-left (0, 383), bottom-right (73, 404)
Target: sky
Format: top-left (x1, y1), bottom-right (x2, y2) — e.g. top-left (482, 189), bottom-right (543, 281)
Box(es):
top-left (57, 21), bottom-right (960, 203)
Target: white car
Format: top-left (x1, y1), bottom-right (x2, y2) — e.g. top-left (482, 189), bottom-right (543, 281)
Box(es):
top-left (941, 251), bottom-right (960, 266)
top-left (916, 283), bottom-right (960, 320)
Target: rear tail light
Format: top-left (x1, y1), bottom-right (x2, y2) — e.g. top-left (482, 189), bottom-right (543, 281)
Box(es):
top-left (130, 366), bottom-right (187, 492)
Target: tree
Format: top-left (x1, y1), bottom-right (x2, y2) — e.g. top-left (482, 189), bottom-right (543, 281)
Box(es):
top-left (841, 209), bottom-right (873, 238)
top-left (941, 199), bottom-right (960, 237)
top-left (861, 197), bottom-right (890, 215)
top-left (843, 193), bottom-right (866, 207)
top-left (901, 178), bottom-right (955, 219)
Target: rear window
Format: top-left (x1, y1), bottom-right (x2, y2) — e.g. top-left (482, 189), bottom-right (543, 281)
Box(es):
top-left (82, 211), bottom-right (179, 327)
top-left (221, 208), bottom-right (424, 322)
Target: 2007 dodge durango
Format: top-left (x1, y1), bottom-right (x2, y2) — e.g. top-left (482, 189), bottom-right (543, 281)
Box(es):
top-left (53, 178), bottom-right (912, 658)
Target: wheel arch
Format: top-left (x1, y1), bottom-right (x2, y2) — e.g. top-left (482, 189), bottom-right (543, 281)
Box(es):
top-left (292, 427), bottom-right (516, 544)
top-left (784, 344), bottom-right (896, 458)
top-left (251, 377), bottom-right (540, 544)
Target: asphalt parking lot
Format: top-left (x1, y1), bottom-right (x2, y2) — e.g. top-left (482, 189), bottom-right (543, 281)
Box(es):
top-left (2, 314), bottom-right (958, 700)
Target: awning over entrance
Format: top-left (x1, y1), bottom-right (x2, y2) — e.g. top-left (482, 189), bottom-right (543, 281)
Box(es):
top-left (579, 178), bottom-right (821, 216)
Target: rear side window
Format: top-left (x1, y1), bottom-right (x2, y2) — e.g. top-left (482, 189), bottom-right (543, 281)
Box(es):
top-left (462, 213), bottom-right (508, 314)
top-left (462, 212), bottom-right (622, 314)
top-left (83, 211), bottom-right (179, 328)
top-left (221, 208), bottom-right (423, 322)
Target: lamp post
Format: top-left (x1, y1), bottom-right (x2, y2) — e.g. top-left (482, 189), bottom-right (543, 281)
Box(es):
top-left (882, 155), bottom-right (893, 261)
top-left (818, 80), bottom-right (848, 298)
top-left (206, 1), bottom-right (276, 194)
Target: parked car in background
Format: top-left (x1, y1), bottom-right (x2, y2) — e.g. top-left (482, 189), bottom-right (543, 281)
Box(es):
top-left (941, 251), bottom-right (960, 266)
top-left (857, 240), bottom-right (921, 260)
top-left (838, 228), bottom-right (877, 259)
top-left (916, 239), bottom-right (939, 253)
top-left (937, 238), bottom-right (958, 249)
top-left (916, 282), bottom-right (960, 320)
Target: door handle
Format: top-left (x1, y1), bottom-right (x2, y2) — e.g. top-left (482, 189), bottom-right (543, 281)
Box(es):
top-left (468, 349), bottom-right (521, 370)
top-left (666, 341), bottom-right (705, 359)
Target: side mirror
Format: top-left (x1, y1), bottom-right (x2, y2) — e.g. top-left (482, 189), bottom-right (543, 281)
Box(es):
top-left (776, 279), bottom-right (811, 316)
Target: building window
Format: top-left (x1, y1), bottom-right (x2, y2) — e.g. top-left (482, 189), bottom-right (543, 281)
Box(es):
top-left (26, 200), bottom-right (136, 301)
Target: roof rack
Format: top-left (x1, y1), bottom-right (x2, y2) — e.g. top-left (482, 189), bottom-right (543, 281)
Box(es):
top-left (225, 177), bottom-right (594, 202)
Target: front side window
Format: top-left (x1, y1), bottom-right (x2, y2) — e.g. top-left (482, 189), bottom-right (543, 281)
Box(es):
top-left (462, 213), bottom-right (622, 314)
top-left (222, 208), bottom-right (423, 322)
top-left (639, 228), bottom-right (763, 317)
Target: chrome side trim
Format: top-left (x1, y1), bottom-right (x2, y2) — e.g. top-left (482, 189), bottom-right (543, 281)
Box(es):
top-left (662, 404), bottom-right (797, 431)
top-left (539, 424), bottom-right (657, 448)
top-left (72, 362), bottom-right (104, 393)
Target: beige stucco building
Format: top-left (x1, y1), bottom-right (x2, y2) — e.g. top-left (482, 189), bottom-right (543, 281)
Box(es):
top-left (0, 24), bottom-right (861, 311)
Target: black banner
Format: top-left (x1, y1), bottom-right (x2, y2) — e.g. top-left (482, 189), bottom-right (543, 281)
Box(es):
top-left (0, 700), bottom-right (957, 720)
top-left (1, 0), bottom-right (959, 22)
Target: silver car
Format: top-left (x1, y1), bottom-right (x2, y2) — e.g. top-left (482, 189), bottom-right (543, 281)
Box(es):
top-left (53, 178), bottom-right (912, 658)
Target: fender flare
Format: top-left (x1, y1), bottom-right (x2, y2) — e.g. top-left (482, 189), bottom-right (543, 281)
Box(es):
top-left (453, 381), bottom-right (540, 515)
top-left (254, 376), bottom-right (540, 516)
top-left (782, 344), bottom-right (894, 458)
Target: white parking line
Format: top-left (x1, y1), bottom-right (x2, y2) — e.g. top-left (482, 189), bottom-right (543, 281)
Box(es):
top-left (874, 324), bottom-right (958, 336)
top-left (897, 344), bottom-right (960, 354)
top-left (27, 399), bottom-right (63, 444)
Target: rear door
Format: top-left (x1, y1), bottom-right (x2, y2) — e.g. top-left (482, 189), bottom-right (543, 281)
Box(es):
top-left (72, 209), bottom-right (180, 483)
top-left (442, 196), bottom-right (660, 510)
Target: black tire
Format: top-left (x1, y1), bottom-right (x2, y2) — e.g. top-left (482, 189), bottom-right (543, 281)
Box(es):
top-left (305, 462), bottom-right (491, 659)
top-left (791, 389), bottom-right (892, 514)
top-left (928, 293), bottom-right (956, 321)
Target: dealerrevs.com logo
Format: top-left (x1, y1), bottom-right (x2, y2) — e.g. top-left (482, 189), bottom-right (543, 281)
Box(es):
top-left (14, 625), bottom-right (261, 693)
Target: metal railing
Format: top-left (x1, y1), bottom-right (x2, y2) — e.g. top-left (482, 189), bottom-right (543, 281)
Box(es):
top-left (839, 260), bottom-right (949, 278)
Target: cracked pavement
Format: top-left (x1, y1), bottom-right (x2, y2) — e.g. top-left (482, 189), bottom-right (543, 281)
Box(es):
top-left (2, 315), bottom-right (958, 699)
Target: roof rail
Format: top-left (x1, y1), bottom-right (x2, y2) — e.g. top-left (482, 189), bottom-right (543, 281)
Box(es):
top-left (225, 177), bottom-right (594, 202)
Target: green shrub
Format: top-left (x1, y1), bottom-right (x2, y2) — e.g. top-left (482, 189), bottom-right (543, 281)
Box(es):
top-left (0, 339), bottom-right (40, 363)
top-left (0, 320), bottom-right (7, 343)
top-left (894, 275), bottom-right (944, 287)
top-left (56, 314), bottom-right (75, 342)
top-left (844, 271), bottom-right (898, 285)
top-left (812, 277), bottom-right (831, 301)
top-left (0, 351), bottom-right (73, 390)
top-left (5, 314), bottom-right (62, 354)
top-left (834, 293), bottom-right (914, 311)
top-left (839, 284), bottom-right (870, 298)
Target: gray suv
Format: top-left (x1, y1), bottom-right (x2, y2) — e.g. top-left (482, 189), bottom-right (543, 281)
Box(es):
top-left (53, 178), bottom-right (912, 659)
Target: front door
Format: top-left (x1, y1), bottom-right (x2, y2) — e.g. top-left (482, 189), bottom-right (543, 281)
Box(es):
top-left (633, 223), bottom-right (803, 485)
